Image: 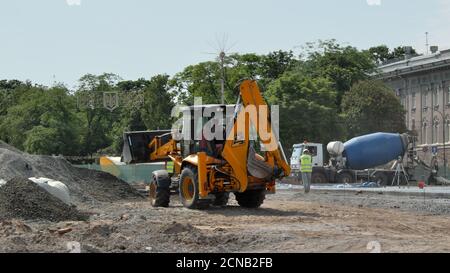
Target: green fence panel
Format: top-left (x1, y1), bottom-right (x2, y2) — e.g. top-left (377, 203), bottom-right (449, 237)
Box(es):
top-left (76, 163), bottom-right (165, 184)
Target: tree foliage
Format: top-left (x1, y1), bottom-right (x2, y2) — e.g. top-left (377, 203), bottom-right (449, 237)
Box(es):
top-left (301, 40), bottom-right (376, 109)
top-left (0, 86), bottom-right (81, 155)
top-left (0, 40), bottom-right (408, 157)
top-left (265, 72), bottom-right (344, 154)
top-left (342, 80), bottom-right (407, 138)
top-left (368, 45), bottom-right (418, 64)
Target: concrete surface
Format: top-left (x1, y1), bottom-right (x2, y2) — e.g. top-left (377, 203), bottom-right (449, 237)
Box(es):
top-left (277, 183), bottom-right (450, 198)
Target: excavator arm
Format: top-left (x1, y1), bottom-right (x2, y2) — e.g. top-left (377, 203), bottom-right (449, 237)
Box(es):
top-left (221, 80), bottom-right (291, 192)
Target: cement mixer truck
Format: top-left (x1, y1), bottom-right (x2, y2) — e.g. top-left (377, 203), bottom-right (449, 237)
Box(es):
top-left (290, 133), bottom-right (414, 185)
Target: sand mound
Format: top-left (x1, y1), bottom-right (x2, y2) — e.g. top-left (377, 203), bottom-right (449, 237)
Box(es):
top-left (159, 222), bottom-right (198, 234)
top-left (0, 178), bottom-right (88, 222)
top-left (0, 141), bottom-right (142, 203)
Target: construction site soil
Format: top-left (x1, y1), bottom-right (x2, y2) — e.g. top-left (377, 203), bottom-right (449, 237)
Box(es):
top-left (1, 141), bottom-right (450, 253)
top-left (1, 190), bottom-right (450, 253)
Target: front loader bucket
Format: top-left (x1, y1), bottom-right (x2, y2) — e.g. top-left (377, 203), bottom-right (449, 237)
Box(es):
top-left (122, 130), bottom-right (171, 164)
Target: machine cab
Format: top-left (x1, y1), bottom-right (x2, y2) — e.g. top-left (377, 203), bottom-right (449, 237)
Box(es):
top-left (290, 143), bottom-right (324, 173)
top-left (179, 104), bottom-right (236, 158)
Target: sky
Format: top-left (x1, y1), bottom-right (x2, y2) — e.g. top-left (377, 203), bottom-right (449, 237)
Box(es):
top-left (0, 0), bottom-right (449, 88)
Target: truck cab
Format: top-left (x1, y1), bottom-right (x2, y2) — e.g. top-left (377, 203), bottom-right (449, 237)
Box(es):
top-left (290, 143), bottom-right (324, 174)
top-left (290, 142), bottom-right (355, 184)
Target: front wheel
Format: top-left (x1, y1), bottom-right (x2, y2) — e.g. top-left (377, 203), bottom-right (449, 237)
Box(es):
top-left (149, 176), bottom-right (170, 208)
top-left (179, 166), bottom-right (210, 210)
top-left (312, 172), bottom-right (327, 184)
top-left (336, 172), bottom-right (354, 184)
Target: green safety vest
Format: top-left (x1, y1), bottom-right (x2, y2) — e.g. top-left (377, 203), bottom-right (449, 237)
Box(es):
top-left (300, 154), bottom-right (313, 173)
top-left (166, 161), bottom-right (174, 173)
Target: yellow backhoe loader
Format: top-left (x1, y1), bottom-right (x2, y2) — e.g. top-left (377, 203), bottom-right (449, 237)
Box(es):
top-left (121, 80), bottom-right (290, 209)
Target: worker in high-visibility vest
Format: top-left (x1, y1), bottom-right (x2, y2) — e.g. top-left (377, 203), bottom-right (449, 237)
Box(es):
top-left (300, 149), bottom-right (312, 193)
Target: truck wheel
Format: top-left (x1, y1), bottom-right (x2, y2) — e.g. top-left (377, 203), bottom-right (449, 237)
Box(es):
top-left (213, 192), bottom-right (229, 207)
top-left (312, 172), bottom-right (327, 184)
top-left (235, 189), bottom-right (265, 208)
top-left (336, 172), bottom-right (354, 184)
top-left (149, 174), bottom-right (170, 207)
top-left (373, 172), bottom-right (389, 187)
top-left (179, 166), bottom-right (210, 210)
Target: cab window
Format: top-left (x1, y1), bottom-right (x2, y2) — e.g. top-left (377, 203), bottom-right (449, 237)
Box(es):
top-left (301, 146), bottom-right (317, 157)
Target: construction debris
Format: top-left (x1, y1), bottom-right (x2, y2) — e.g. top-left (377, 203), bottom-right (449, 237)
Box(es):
top-left (0, 141), bottom-right (142, 204)
top-left (56, 227), bottom-right (73, 236)
top-left (0, 177), bottom-right (88, 222)
top-left (28, 177), bottom-right (71, 205)
top-left (436, 177), bottom-right (450, 186)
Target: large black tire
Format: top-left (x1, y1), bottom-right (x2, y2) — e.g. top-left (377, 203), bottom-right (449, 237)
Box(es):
top-left (212, 192), bottom-right (229, 207)
top-left (179, 166), bottom-right (210, 210)
top-left (312, 172), bottom-right (327, 184)
top-left (336, 172), bottom-right (354, 184)
top-left (235, 189), bottom-right (265, 208)
top-left (149, 176), bottom-right (170, 208)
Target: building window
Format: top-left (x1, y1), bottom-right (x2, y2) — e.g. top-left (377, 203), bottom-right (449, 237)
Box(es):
top-left (401, 96), bottom-right (406, 110)
top-left (422, 119), bottom-right (428, 144)
top-left (405, 110), bottom-right (409, 129)
top-left (447, 85), bottom-right (450, 104)
top-left (411, 92), bottom-right (416, 109)
top-left (423, 91), bottom-right (428, 109)
top-left (446, 117), bottom-right (450, 143)
top-left (432, 84), bottom-right (439, 107)
top-left (433, 117), bottom-right (439, 144)
top-left (412, 118), bottom-right (416, 132)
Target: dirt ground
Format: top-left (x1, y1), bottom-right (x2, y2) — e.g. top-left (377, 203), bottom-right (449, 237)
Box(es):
top-left (1, 189), bottom-right (450, 253)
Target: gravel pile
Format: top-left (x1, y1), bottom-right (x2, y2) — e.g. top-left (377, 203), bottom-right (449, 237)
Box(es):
top-left (0, 141), bottom-right (142, 204)
top-left (0, 178), bottom-right (88, 222)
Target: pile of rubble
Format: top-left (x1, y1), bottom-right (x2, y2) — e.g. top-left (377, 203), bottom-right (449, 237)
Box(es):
top-left (0, 141), bottom-right (142, 204)
top-left (0, 178), bottom-right (87, 222)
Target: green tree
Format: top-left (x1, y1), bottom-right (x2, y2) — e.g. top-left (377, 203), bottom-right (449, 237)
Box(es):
top-left (170, 62), bottom-right (223, 104)
top-left (342, 80), bottom-right (407, 138)
top-left (76, 73), bottom-right (122, 156)
top-left (302, 40), bottom-right (376, 109)
top-left (0, 86), bottom-right (81, 155)
top-left (107, 79), bottom-right (149, 154)
top-left (108, 75), bottom-right (174, 154)
top-left (259, 50), bottom-right (298, 84)
top-left (368, 45), bottom-right (418, 63)
top-left (265, 71), bottom-right (344, 155)
top-left (226, 51), bottom-right (298, 92)
top-left (368, 45), bottom-right (391, 64)
top-left (141, 74), bottom-right (174, 130)
top-left (171, 51), bottom-right (299, 105)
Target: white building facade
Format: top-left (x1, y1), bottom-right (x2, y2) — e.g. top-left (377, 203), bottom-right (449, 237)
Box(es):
top-left (379, 49), bottom-right (450, 151)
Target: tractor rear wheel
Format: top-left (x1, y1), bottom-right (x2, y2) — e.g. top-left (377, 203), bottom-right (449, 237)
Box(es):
top-left (235, 189), bottom-right (265, 208)
top-left (179, 166), bottom-right (210, 210)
